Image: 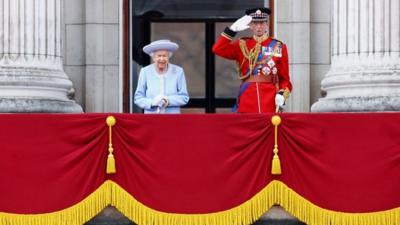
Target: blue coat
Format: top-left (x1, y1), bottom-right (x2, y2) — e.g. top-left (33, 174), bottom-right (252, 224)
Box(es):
top-left (134, 63), bottom-right (189, 114)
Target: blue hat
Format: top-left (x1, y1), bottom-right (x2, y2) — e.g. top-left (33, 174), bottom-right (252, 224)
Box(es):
top-left (143, 39), bottom-right (179, 55)
top-left (245, 8), bottom-right (271, 21)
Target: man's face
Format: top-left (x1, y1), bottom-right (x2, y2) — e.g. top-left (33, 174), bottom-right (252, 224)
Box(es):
top-left (249, 21), bottom-right (269, 37)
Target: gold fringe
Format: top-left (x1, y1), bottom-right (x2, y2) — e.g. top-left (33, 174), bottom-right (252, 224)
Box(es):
top-left (110, 180), bottom-right (268, 225)
top-left (110, 180), bottom-right (400, 225)
top-left (0, 181), bottom-right (112, 225)
top-left (268, 181), bottom-right (400, 225)
top-left (1, 180), bottom-right (400, 225)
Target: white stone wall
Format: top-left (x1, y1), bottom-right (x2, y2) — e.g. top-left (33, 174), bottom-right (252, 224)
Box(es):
top-left (311, 0), bottom-right (400, 112)
top-left (63, 0), bottom-right (120, 112)
top-left (310, 0), bottom-right (331, 105)
top-left (0, 0), bottom-right (82, 112)
top-left (276, 0), bottom-right (331, 112)
top-left (276, 0), bottom-right (310, 112)
top-left (258, 0), bottom-right (329, 218)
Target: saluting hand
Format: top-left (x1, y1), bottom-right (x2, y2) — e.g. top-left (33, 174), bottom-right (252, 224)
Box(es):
top-left (230, 15), bottom-right (252, 32)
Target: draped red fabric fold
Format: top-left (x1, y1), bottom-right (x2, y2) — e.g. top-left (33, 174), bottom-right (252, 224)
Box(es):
top-left (111, 114), bottom-right (274, 213)
top-left (0, 113), bottom-right (400, 215)
top-left (277, 113), bottom-right (400, 212)
top-left (0, 114), bottom-right (108, 213)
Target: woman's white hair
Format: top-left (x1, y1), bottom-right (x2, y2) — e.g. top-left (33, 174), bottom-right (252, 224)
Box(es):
top-left (150, 51), bottom-right (173, 58)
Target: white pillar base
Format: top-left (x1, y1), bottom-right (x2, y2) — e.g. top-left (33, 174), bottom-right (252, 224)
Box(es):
top-left (312, 63), bottom-right (400, 112)
top-left (0, 67), bottom-right (82, 112)
top-left (312, 96), bottom-right (400, 112)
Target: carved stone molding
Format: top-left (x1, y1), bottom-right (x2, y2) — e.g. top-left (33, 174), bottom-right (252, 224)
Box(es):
top-left (312, 0), bottom-right (400, 112)
top-left (0, 0), bottom-right (82, 112)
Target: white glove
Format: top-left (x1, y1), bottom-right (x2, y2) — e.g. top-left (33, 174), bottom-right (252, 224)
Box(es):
top-left (159, 96), bottom-right (169, 108)
top-left (275, 94), bottom-right (285, 107)
top-left (230, 15), bottom-right (252, 32)
top-left (151, 95), bottom-right (164, 107)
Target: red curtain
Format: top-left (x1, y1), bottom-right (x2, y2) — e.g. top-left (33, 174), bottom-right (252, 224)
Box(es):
top-left (1, 113), bottom-right (400, 224)
top-left (277, 113), bottom-right (400, 212)
top-left (0, 114), bottom-right (108, 213)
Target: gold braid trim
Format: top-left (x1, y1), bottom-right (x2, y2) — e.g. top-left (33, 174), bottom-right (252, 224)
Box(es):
top-left (238, 40), bottom-right (261, 80)
top-left (253, 34), bottom-right (269, 43)
top-left (221, 32), bottom-right (233, 40)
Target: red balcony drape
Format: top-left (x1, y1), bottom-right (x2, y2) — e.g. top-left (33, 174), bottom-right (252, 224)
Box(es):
top-left (0, 113), bottom-right (399, 225)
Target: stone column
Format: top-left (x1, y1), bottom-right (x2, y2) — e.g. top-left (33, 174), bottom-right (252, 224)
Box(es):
top-left (0, 0), bottom-right (82, 112)
top-left (311, 0), bottom-right (400, 112)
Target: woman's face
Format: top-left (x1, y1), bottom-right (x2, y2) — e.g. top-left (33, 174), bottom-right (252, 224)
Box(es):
top-left (152, 50), bottom-right (170, 71)
top-left (250, 21), bottom-right (269, 37)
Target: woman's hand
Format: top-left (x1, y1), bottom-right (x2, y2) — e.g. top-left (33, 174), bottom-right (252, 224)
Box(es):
top-left (152, 95), bottom-right (169, 108)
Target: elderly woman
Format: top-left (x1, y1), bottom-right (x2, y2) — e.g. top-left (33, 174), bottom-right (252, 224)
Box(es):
top-left (134, 40), bottom-right (189, 114)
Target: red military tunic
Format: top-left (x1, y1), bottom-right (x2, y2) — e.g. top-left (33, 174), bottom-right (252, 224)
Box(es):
top-left (213, 29), bottom-right (292, 113)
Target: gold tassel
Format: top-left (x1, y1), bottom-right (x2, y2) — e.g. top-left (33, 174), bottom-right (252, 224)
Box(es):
top-left (271, 115), bottom-right (282, 175)
top-left (271, 154), bottom-right (281, 175)
top-left (106, 116), bottom-right (117, 174)
top-left (107, 152), bottom-right (116, 174)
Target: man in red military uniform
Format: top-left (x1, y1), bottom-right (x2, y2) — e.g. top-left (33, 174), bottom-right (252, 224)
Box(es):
top-left (213, 7), bottom-right (292, 113)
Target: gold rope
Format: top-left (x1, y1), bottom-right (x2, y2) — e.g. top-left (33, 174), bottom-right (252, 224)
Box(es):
top-left (106, 116), bottom-right (117, 174)
top-left (271, 115), bottom-right (282, 175)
